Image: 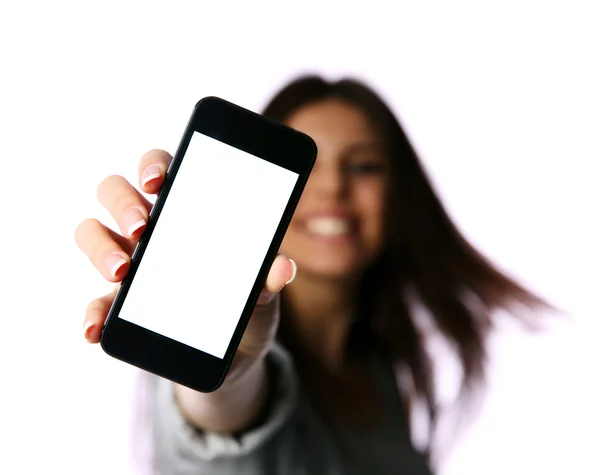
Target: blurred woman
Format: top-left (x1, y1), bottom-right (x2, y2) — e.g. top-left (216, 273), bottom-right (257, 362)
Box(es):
top-left (76, 75), bottom-right (549, 474)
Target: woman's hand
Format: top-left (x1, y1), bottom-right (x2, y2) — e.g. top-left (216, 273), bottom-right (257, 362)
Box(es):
top-left (75, 149), bottom-right (297, 381)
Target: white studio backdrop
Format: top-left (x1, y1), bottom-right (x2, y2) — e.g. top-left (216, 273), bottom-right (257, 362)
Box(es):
top-left (1, 1), bottom-right (598, 474)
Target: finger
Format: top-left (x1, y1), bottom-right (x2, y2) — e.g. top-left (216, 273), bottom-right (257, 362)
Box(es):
top-left (84, 287), bottom-right (118, 343)
top-left (97, 175), bottom-right (153, 240)
top-left (138, 149), bottom-right (173, 195)
top-left (257, 255), bottom-right (297, 306)
top-left (74, 218), bottom-right (132, 282)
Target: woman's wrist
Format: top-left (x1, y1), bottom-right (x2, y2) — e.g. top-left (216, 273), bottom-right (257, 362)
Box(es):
top-left (173, 355), bottom-right (270, 434)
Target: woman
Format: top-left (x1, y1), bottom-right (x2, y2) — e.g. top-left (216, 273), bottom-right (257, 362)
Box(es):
top-left (76, 75), bottom-right (549, 474)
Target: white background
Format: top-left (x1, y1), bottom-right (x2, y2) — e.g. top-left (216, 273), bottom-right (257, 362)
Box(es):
top-left (0, 1), bottom-right (598, 474)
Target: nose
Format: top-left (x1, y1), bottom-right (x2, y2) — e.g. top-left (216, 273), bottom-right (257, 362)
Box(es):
top-left (308, 158), bottom-right (347, 200)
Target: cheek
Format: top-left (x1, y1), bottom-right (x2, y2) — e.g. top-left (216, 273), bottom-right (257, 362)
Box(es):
top-left (353, 181), bottom-right (387, 243)
top-left (286, 179), bottom-right (316, 227)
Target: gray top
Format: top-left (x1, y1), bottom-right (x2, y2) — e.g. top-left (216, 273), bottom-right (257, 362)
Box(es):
top-left (149, 343), bottom-right (433, 475)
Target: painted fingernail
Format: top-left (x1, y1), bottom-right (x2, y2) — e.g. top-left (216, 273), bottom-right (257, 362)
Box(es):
top-left (141, 165), bottom-right (163, 187)
top-left (285, 259), bottom-right (298, 285)
top-left (105, 253), bottom-right (128, 278)
top-left (84, 321), bottom-right (95, 341)
top-left (124, 206), bottom-right (146, 237)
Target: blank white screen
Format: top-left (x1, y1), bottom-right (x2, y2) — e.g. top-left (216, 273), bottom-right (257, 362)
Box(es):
top-left (119, 131), bottom-right (299, 358)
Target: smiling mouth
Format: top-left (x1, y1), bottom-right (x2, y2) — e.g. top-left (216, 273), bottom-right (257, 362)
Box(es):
top-left (304, 217), bottom-right (356, 238)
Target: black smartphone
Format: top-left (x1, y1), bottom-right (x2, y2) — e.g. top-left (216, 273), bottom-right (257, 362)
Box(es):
top-left (100, 97), bottom-right (317, 392)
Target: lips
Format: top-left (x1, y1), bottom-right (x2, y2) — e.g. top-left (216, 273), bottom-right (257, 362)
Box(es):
top-left (304, 217), bottom-right (354, 238)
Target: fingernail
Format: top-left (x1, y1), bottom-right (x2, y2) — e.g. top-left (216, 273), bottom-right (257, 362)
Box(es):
top-left (84, 321), bottom-right (95, 341)
top-left (141, 165), bottom-right (163, 187)
top-left (285, 259), bottom-right (298, 285)
top-left (124, 206), bottom-right (146, 237)
top-left (105, 253), bottom-right (128, 278)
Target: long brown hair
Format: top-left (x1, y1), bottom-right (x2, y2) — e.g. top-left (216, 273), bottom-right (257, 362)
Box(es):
top-left (262, 75), bottom-right (550, 456)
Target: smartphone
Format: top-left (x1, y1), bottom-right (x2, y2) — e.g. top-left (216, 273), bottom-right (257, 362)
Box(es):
top-left (100, 97), bottom-right (317, 392)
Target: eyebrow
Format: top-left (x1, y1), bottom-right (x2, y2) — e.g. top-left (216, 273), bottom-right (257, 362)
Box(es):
top-left (342, 141), bottom-right (385, 156)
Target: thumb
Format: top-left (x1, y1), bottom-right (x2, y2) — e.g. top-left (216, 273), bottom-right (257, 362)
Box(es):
top-left (257, 254), bottom-right (297, 306)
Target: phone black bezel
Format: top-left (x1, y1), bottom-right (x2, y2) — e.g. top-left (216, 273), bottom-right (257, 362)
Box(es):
top-left (100, 96), bottom-right (317, 392)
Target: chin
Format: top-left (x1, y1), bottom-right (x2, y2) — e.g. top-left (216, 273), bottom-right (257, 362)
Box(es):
top-left (280, 233), bottom-right (379, 281)
top-left (291, 254), bottom-right (368, 281)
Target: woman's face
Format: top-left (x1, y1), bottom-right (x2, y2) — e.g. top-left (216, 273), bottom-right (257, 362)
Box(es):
top-left (280, 98), bottom-right (389, 280)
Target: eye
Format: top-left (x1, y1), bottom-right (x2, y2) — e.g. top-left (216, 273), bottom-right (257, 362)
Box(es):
top-left (346, 161), bottom-right (386, 175)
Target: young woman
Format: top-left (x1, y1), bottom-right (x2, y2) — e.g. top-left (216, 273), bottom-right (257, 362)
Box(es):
top-left (76, 75), bottom-right (549, 474)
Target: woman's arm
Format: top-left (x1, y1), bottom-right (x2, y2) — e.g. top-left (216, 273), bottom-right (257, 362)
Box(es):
top-left (174, 356), bottom-right (269, 434)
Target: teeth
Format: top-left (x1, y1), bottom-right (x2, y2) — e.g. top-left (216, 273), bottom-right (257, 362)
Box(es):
top-left (305, 218), bottom-right (352, 237)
